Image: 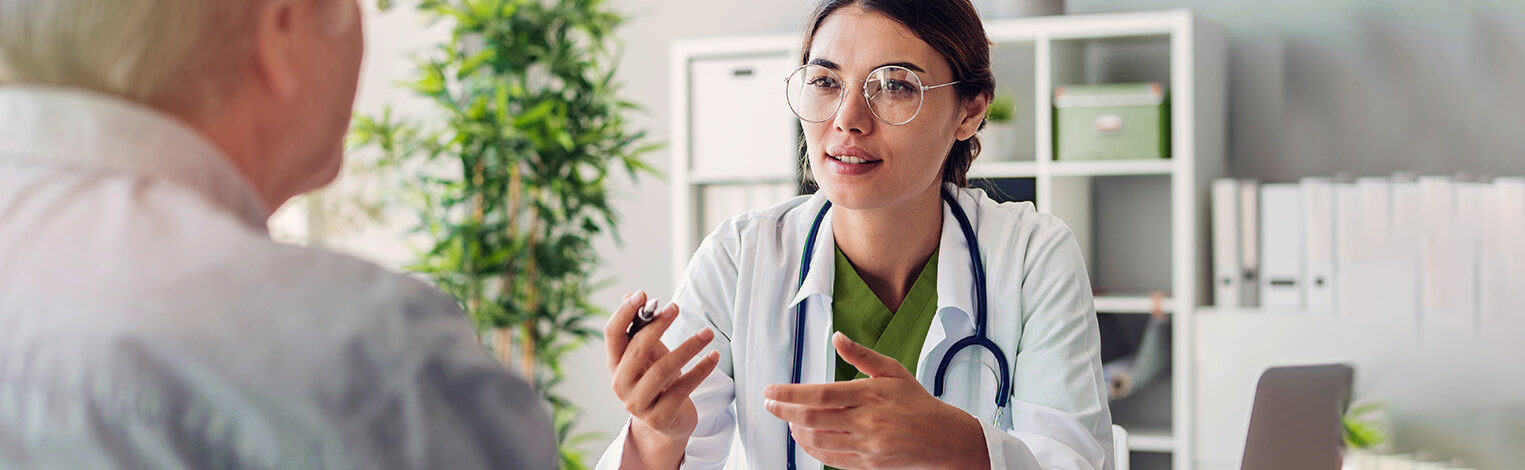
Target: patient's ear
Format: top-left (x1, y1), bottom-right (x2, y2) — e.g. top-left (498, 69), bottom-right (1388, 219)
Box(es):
top-left (252, 0), bottom-right (303, 99)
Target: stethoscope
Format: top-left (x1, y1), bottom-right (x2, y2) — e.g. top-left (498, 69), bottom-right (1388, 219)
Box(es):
top-left (785, 189), bottom-right (1012, 469)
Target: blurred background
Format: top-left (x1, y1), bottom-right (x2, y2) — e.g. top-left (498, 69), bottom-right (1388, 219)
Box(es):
top-left (272, 0), bottom-right (1525, 468)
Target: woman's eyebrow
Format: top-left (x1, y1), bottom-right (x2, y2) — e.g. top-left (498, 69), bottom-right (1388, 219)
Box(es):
top-left (807, 58), bottom-right (840, 69)
top-left (873, 61), bottom-right (926, 73)
top-left (806, 58), bottom-right (927, 74)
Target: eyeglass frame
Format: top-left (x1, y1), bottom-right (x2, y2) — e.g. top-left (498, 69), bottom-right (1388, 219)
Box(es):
top-left (783, 63), bottom-right (963, 126)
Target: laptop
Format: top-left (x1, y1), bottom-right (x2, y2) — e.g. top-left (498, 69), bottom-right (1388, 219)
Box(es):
top-left (1240, 364), bottom-right (1355, 470)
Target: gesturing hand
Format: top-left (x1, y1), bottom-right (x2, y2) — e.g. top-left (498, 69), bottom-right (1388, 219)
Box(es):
top-left (764, 332), bottom-right (991, 469)
top-left (604, 291), bottom-right (720, 454)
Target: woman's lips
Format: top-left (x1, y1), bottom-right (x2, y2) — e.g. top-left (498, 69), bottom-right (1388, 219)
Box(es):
top-left (824, 153), bottom-right (882, 176)
top-left (827, 145), bottom-right (881, 162)
top-left (823, 144), bottom-right (882, 176)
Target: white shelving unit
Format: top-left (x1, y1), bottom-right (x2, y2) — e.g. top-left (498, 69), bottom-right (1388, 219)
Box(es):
top-left (1130, 426), bottom-right (1180, 453)
top-left (670, 10), bottom-right (1225, 470)
top-left (1094, 295), bottom-right (1177, 315)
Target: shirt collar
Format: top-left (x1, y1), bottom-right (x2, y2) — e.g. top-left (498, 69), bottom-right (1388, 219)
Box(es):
top-left (0, 86), bottom-right (269, 231)
top-left (787, 184), bottom-right (979, 326)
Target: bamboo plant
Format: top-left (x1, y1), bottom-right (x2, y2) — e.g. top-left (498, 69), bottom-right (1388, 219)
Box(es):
top-left (352, 0), bottom-right (658, 466)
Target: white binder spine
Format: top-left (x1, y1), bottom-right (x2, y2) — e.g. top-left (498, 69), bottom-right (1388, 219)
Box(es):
top-left (1302, 178), bottom-right (1336, 313)
top-left (1334, 182), bottom-right (1363, 316)
top-left (1239, 179), bottom-right (1261, 307)
top-left (1358, 177), bottom-right (1418, 322)
top-left (1389, 178), bottom-right (1423, 320)
top-left (1259, 184), bottom-right (1304, 309)
top-left (1212, 179), bottom-right (1242, 307)
top-left (1453, 182), bottom-right (1486, 322)
top-left (1486, 178), bottom-right (1525, 322)
top-left (1418, 176), bottom-right (1479, 323)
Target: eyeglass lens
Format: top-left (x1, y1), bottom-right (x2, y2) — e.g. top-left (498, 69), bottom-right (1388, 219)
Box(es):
top-left (786, 65), bottom-right (925, 125)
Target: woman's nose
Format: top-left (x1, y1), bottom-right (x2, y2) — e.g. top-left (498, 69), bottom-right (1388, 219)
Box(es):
top-left (832, 81), bottom-right (876, 135)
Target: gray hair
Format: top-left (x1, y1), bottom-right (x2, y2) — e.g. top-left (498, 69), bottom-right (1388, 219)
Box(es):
top-left (0, 0), bottom-right (350, 113)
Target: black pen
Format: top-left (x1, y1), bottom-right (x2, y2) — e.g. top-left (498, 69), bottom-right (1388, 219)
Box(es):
top-left (626, 298), bottom-right (659, 339)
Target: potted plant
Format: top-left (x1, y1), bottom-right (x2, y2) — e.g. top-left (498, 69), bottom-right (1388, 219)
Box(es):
top-left (1343, 402), bottom-right (1388, 449)
top-left (1339, 401), bottom-right (1391, 467)
top-left (981, 92), bottom-right (1018, 161)
top-left (352, 0), bottom-right (659, 466)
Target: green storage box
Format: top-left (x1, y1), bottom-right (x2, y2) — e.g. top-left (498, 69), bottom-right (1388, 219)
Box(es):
top-left (1053, 82), bottom-right (1169, 161)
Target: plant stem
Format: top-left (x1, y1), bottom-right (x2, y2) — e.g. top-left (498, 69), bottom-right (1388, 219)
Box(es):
top-left (521, 322), bottom-right (536, 383)
top-left (494, 326), bottom-right (515, 370)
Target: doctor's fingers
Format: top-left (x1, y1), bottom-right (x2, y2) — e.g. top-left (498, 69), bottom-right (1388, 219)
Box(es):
top-left (789, 425), bottom-right (864, 453)
top-left (640, 350), bottom-right (721, 418)
top-left (764, 400), bottom-right (858, 431)
top-left (795, 440), bottom-right (866, 469)
top-left (603, 291), bottom-right (649, 371)
top-left (616, 302), bottom-right (681, 368)
top-left (764, 382), bottom-right (867, 408)
top-left (618, 329), bottom-right (715, 409)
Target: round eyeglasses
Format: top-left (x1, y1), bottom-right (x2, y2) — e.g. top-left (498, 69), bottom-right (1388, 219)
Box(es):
top-left (785, 64), bottom-right (961, 126)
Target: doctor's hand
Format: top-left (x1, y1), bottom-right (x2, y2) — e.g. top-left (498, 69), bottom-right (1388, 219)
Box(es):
top-left (604, 291), bottom-right (720, 469)
top-left (764, 333), bottom-right (991, 470)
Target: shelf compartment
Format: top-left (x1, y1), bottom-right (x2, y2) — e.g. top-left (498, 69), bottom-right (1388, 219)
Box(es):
top-left (1048, 175), bottom-right (1173, 298)
top-left (1110, 369), bottom-right (1175, 455)
top-left (1049, 34), bottom-right (1173, 88)
top-left (1092, 175), bottom-right (1174, 295)
top-left (970, 177), bottom-right (1037, 205)
top-left (982, 39), bottom-right (1039, 163)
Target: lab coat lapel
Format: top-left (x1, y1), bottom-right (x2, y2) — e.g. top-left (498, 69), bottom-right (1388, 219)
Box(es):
top-left (917, 187), bottom-right (980, 411)
top-left (787, 197), bottom-right (838, 388)
top-left (779, 197), bottom-right (837, 470)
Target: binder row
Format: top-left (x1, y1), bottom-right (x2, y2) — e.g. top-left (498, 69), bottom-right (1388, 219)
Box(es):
top-left (1211, 175), bottom-right (1525, 323)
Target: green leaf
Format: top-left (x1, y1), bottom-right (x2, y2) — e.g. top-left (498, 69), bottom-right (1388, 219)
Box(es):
top-left (1346, 402), bottom-right (1383, 419)
top-left (1341, 402), bottom-right (1388, 449)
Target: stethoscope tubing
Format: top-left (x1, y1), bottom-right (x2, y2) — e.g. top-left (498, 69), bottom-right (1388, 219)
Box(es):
top-left (785, 189), bottom-right (1011, 470)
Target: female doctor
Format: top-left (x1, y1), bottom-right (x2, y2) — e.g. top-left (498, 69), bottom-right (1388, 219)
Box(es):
top-left (600, 0), bottom-right (1114, 468)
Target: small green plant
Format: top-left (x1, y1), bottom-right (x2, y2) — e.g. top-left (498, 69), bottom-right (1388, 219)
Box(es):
top-left (1343, 402), bottom-right (1388, 449)
top-left (986, 92), bottom-right (1016, 123)
top-left (352, 0), bottom-right (659, 467)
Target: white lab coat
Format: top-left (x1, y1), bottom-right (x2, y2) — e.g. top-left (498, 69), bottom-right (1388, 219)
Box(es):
top-left (598, 185), bottom-right (1114, 469)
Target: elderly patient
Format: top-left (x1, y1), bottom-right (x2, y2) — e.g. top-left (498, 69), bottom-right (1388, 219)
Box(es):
top-left (0, 0), bottom-right (555, 468)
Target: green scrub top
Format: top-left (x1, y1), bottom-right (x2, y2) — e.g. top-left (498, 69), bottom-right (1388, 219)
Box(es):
top-left (831, 247), bottom-right (940, 382)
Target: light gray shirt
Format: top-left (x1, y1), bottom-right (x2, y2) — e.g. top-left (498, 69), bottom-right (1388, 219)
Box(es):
top-left (0, 87), bottom-right (556, 469)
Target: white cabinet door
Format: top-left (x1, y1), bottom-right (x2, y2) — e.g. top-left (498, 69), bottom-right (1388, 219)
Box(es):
top-left (689, 55), bottom-right (800, 181)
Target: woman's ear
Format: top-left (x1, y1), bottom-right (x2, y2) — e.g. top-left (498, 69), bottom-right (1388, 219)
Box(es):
top-left (954, 93), bottom-right (990, 141)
